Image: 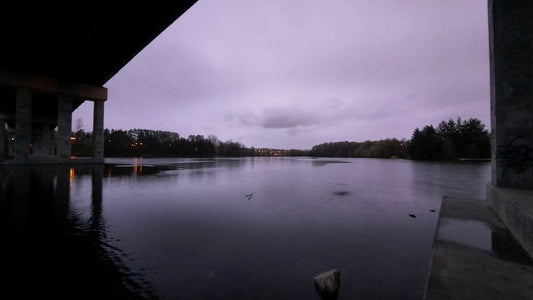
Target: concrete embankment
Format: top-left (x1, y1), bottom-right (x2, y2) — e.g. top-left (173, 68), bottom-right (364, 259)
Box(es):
top-left (425, 196), bottom-right (533, 299)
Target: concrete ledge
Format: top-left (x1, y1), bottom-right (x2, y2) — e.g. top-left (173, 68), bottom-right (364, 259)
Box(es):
top-left (428, 242), bottom-right (533, 299)
top-left (487, 184), bottom-right (533, 259)
top-left (425, 196), bottom-right (533, 299)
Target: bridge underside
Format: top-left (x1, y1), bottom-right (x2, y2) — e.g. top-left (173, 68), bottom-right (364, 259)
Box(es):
top-left (0, 1), bottom-right (197, 163)
top-left (0, 71), bottom-right (106, 162)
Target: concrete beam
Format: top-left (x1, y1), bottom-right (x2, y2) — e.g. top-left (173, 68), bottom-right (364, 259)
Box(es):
top-left (0, 70), bottom-right (107, 101)
top-left (0, 113), bottom-right (59, 126)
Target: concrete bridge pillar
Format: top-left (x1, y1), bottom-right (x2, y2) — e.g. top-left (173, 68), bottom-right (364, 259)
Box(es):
top-left (487, 0), bottom-right (533, 258)
top-left (0, 120), bottom-right (6, 158)
top-left (32, 124), bottom-right (52, 156)
top-left (489, 0), bottom-right (533, 188)
top-left (93, 101), bottom-right (104, 162)
top-left (15, 88), bottom-right (31, 159)
top-left (57, 96), bottom-right (73, 158)
top-left (0, 70), bottom-right (107, 163)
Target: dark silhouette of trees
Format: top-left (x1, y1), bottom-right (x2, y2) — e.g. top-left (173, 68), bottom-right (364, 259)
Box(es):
top-left (214, 140), bottom-right (247, 157)
top-left (72, 129), bottom-right (262, 157)
top-left (105, 129), bottom-right (133, 156)
top-left (407, 126), bottom-right (442, 160)
top-left (408, 117), bottom-right (490, 160)
top-left (309, 139), bottom-right (407, 158)
top-left (71, 129), bottom-right (93, 157)
top-left (70, 117), bottom-right (489, 161)
top-left (72, 129), bottom-right (217, 157)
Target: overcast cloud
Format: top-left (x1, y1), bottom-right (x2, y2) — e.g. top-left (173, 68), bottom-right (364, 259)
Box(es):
top-left (73, 0), bottom-right (490, 149)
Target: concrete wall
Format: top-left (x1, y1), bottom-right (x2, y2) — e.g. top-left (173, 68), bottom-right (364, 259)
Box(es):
top-left (489, 0), bottom-right (533, 189)
top-left (0, 121), bottom-right (6, 158)
top-left (488, 0), bottom-right (533, 259)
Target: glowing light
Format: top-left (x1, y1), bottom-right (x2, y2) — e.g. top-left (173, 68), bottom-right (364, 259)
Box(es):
top-left (69, 168), bottom-right (75, 178)
top-left (70, 136), bottom-right (76, 141)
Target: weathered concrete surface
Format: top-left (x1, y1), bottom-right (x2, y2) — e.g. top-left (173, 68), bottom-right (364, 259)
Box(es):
top-left (313, 269), bottom-right (341, 300)
top-left (487, 0), bottom-right (533, 282)
top-left (489, 0), bottom-right (533, 189)
top-left (425, 196), bottom-right (533, 299)
top-left (93, 101), bottom-right (104, 162)
top-left (57, 96), bottom-right (72, 158)
top-left (488, 184), bottom-right (533, 259)
top-left (32, 124), bottom-right (52, 156)
top-left (15, 87), bottom-right (31, 159)
top-left (0, 120), bottom-right (6, 158)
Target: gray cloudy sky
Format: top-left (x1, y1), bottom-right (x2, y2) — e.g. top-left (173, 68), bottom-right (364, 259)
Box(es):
top-left (73, 0), bottom-right (490, 149)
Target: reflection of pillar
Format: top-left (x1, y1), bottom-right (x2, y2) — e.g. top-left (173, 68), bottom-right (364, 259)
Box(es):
top-left (489, 0), bottom-right (533, 188)
top-left (90, 165), bottom-right (104, 239)
top-left (57, 96), bottom-right (72, 158)
top-left (12, 167), bottom-right (30, 234)
top-left (93, 101), bottom-right (104, 162)
top-left (15, 88), bottom-right (31, 159)
top-left (55, 167), bottom-right (71, 223)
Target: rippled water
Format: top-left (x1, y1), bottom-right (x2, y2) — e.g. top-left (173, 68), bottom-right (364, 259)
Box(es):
top-left (0, 157), bottom-right (490, 299)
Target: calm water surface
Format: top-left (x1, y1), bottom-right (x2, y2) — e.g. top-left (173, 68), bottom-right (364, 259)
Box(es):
top-left (0, 157), bottom-right (490, 299)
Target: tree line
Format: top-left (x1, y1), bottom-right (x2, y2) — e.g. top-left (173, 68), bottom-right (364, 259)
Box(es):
top-left (73, 129), bottom-right (239, 157)
top-left (309, 139), bottom-right (407, 158)
top-left (407, 117), bottom-right (490, 160)
top-left (309, 117), bottom-right (490, 160)
top-left (71, 117), bottom-right (490, 161)
top-left (72, 128), bottom-right (309, 158)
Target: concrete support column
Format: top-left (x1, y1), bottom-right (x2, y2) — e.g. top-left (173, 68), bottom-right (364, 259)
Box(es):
top-left (487, 0), bottom-right (533, 259)
top-left (0, 120), bottom-right (6, 158)
top-left (489, 0), bottom-right (533, 188)
top-left (93, 101), bottom-right (104, 161)
top-left (15, 87), bottom-right (31, 159)
top-left (33, 123), bottom-right (51, 156)
top-left (57, 96), bottom-right (72, 158)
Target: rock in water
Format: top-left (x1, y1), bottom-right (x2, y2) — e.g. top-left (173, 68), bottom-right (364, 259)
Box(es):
top-left (313, 269), bottom-right (341, 299)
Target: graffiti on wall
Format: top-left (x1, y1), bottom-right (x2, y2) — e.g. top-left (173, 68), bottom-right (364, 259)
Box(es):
top-left (496, 136), bottom-right (533, 175)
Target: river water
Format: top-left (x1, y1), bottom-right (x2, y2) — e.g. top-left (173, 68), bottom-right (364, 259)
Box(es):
top-left (0, 157), bottom-right (490, 299)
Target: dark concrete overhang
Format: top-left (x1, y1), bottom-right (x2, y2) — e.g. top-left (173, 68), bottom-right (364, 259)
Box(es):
top-left (0, 1), bottom-right (197, 87)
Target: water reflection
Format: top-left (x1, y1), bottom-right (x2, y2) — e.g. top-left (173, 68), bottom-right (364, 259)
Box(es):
top-left (1, 158), bottom-right (492, 299)
top-left (437, 217), bottom-right (533, 265)
top-left (0, 165), bottom-right (155, 299)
